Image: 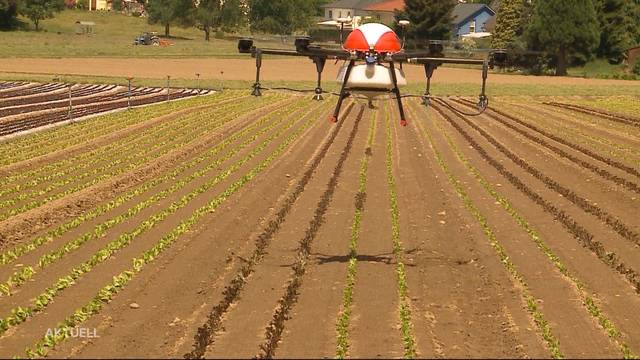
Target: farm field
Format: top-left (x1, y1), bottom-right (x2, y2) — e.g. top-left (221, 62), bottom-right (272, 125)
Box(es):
top-left (0, 88), bottom-right (638, 358)
top-left (0, 82), bottom-right (207, 137)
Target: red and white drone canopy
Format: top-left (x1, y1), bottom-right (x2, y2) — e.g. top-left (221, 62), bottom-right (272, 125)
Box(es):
top-left (343, 23), bottom-right (401, 53)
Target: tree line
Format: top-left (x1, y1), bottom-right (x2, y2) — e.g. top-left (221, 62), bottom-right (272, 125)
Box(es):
top-left (0, 0), bottom-right (330, 39)
top-left (145, 0), bottom-right (329, 39)
top-left (397, 0), bottom-right (640, 75)
top-left (2, 0), bottom-right (639, 76)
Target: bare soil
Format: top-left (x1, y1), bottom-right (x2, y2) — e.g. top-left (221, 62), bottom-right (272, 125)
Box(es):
top-left (0, 90), bottom-right (638, 358)
top-left (1, 58), bottom-right (636, 86)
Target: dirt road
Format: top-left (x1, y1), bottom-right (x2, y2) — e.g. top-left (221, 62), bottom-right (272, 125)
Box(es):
top-left (0, 57), bottom-right (637, 86)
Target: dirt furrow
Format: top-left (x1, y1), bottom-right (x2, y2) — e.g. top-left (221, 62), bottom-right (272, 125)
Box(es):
top-left (182, 103), bottom-right (356, 359)
top-left (0, 101), bottom-right (311, 300)
top-left (431, 100), bottom-right (640, 293)
top-left (0, 98), bottom-right (320, 357)
top-left (396, 102), bottom-right (543, 358)
top-left (42, 101), bottom-right (336, 359)
top-left (275, 107), bottom-right (378, 359)
top-left (256, 106), bottom-right (365, 358)
top-left (420, 100), bottom-right (640, 356)
top-left (544, 102), bottom-right (640, 127)
top-left (425, 102), bottom-right (625, 357)
top-left (0, 96), bottom-right (281, 250)
top-left (455, 98), bottom-right (640, 182)
top-left (0, 97), bottom-right (283, 221)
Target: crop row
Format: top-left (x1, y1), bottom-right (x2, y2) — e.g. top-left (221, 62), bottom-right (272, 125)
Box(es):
top-left (0, 99), bottom-right (301, 267)
top-left (489, 102), bottom-right (640, 169)
top-left (0, 93), bottom-right (210, 165)
top-left (0, 95), bottom-right (272, 205)
top-left (21, 96), bottom-right (324, 359)
top-left (456, 98), bottom-right (640, 179)
top-left (0, 91), bottom-right (240, 167)
top-left (0, 82), bottom-right (26, 91)
top-left (543, 102), bottom-right (640, 128)
top-left (258, 106), bottom-right (365, 358)
top-left (452, 99), bottom-right (640, 194)
top-left (0, 102), bottom-right (302, 270)
top-left (0, 83), bottom-right (66, 99)
top-left (335, 107), bottom-right (377, 358)
top-left (186, 102), bottom-right (351, 359)
top-left (448, 99), bottom-right (640, 246)
top-left (384, 106), bottom-right (416, 359)
top-left (420, 101), bottom-right (635, 358)
top-left (0, 100), bottom-right (312, 297)
top-left (431, 99), bottom-right (640, 293)
top-left (0, 97), bottom-right (278, 222)
top-left (0, 90), bottom-right (203, 137)
top-left (0, 98), bottom-right (316, 342)
top-left (0, 92), bottom-right (249, 188)
top-left (412, 102), bottom-right (563, 358)
top-left (0, 85), bottom-right (119, 113)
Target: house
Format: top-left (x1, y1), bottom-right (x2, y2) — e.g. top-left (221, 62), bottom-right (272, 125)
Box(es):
top-left (321, 0), bottom-right (496, 38)
top-left (87, 0), bottom-right (109, 11)
top-left (321, 0), bottom-right (383, 21)
top-left (626, 46), bottom-right (640, 67)
top-left (452, 3), bottom-right (495, 37)
top-left (362, 0), bottom-right (404, 24)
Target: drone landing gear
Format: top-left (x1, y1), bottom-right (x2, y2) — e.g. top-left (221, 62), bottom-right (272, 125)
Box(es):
top-left (330, 59), bottom-right (355, 123)
top-left (422, 62), bottom-right (437, 108)
top-left (252, 49), bottom-right (263, 97)
top-left (477, 58), bottom-right (489, 111)
top-left (389, 61), bottom-right (407, 127)
top-left (312, 57), bottom-right (326, 101)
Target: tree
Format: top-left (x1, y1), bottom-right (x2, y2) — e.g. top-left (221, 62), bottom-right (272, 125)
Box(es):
top-left (635, 0), bottom-right (640, 44)
top-left (394, 0), bottom-right (455, 45)
top-left (147, 0), bottom-right (194, 37)
top-left (195, 0), bottom-right (243, 41)
top-left (596, 0), bottom-right (637, 63)
top-left (249, 0), bottom-right (315, 35)
top-left (0, 0), bottom-right (19, 29)
top-left (526, 0), bottom-right (600, 76)
top-left (19, 0), bottom-right (64, 31)
top-left (491, 0), bottom-right (525, 48)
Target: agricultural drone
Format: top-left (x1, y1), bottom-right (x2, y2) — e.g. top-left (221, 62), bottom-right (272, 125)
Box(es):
top-left (238, 20), bottom-right (507, 126)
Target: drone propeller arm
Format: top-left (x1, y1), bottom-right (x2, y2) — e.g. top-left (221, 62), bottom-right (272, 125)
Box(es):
top-left (388, 61), bottom-right (407, 127)
top-left (247, 47), bottom-right (351, 60)
top-left (403, 56), bottom-right (486, 66)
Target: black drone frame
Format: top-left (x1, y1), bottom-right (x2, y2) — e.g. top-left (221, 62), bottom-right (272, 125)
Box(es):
top-left (238, 38), bottom-right (504, 125)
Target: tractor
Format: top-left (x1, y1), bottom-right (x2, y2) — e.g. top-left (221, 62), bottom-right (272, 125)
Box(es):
top-left (134, 32), bottom-right (160, 46)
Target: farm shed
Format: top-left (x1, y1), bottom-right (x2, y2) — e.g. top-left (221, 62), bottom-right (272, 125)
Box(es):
top-left (626, 46), bottom-right (640, 66)
top-left (75, 21), bottom-right (96, 35)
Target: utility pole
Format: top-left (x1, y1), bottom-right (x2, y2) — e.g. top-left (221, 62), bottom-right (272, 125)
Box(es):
top-left (127, 77), bottom-right (133, 109)
top-left (166, 75), bottom-right (171, 102)
top-left (68, 84), bottom-right (73, 122)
